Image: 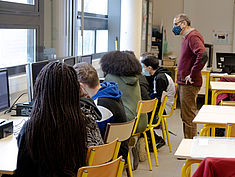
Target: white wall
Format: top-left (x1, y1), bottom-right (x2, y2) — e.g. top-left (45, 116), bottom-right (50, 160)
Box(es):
top-left (152, 0), bottom-right (184, 60)
top-left (152, 0), bottom-right (235, 69)
top-left (184, 0), bottom-right (234, 69)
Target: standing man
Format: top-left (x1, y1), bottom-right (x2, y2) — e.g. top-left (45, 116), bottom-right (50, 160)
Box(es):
top-left (172, 14), bottom-right (208, 138)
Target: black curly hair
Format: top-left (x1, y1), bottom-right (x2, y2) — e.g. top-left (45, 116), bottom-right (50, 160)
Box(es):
top-left (100, 50), bottom-right (142, 76)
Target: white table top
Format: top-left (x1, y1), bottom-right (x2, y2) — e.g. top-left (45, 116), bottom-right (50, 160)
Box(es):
top-left (175, 137), bottom-right (235, 160)
top-left (193, 105), bottom-right (235, 124)
top-left (174, 139), bottom-right (192, 158)
top-left (0, 135), bottom-right (17, 175)
top-left (210, 81), bottom-right (235, 91)
top-left (0, 113), bottom-right (29, 174)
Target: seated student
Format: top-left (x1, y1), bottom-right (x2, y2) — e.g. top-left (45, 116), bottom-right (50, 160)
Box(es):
top-left (73, 62), bottom-right (128, 161)
top-left (141, 55), bottom-right (175, 116)
top-left (13, 62), bottom-right (89, 177)
top-left (100, 51), bottom-right (147, 134)
top-left (100, 51), bottom-right (148, 170)
top-left (141, 55), bottom-right (176, 149)
top-left (73, 62), bottom-right (127, 136)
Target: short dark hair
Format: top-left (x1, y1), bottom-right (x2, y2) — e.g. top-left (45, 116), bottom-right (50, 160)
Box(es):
top-left (73, 62), bottom-right (99, 89)
top-left (141, 55), bottom-right (159, 70)
top-left (175, 13), bottom-right (191, 26)
top-left (100, 50), bottom-right (142, 76)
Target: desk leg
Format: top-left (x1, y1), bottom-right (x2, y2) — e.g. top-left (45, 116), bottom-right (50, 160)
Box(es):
top-left (181, 159), bottom-right (202, 177)
top-left (204, 73), bottom-right (210, 105)
top-left (211, 90), bottom-right (216, 105)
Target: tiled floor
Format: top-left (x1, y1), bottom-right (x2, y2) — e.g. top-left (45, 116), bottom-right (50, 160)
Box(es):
top-left (123, 107), bottom-right (203, 177)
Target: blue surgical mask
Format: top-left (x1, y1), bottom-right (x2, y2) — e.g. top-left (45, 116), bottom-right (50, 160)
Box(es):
top-left (172, 25), bottom-right (182, 35)
top-left (142, 68), bottom-right (150, 76)
top-left (141, 63), bottom-right (150, 76)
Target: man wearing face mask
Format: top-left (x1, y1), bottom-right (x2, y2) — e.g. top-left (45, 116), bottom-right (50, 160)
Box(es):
top-left (172, 14), bottom-right (208, 139)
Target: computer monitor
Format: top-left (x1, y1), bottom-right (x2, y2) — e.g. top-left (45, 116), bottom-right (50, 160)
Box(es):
top-left (216, 52), bottom-right (235, 73)
top-left (26, 60), bottom-right (50, 102)
top-left (0, 70), bottom-right (10, 112)
top-left (62, 56), bottom-right (76, 66)
top-left (80, 55), bottom-right (92, 64)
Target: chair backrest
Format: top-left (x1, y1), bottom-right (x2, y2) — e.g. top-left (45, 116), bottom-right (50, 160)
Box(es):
top-left (226, 123), bottom-right (235, 137)
top-left (132, 98), bottom-right (158, 135)
top-left (104, 118), bottom-right (137, 143)
top-left (158, 95), bottom-right (168, 118)
top-left (86, 139), bottom-right (120, 166)
top-left (77, 156), bottom-right (125, 177)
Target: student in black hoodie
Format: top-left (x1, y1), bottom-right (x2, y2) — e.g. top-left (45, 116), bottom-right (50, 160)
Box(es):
top-left (141, 55), bottom-right (175, 116)
top-left (140, 55), bottom-right (175, 150)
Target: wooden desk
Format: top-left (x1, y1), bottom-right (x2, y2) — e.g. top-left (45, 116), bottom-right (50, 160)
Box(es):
top-left (193, 105), bottom-right (235, 136)
top-left (0, 113), bottom-right (29, 175)
top-left (175, 137), bottom-right (235, 177)
top-left (0, 135), bottom-right (17, 175)
top-left (210, 81), bottom-right (235, 105)
top-left (210, 73), bottom-right (235, 81)
top-left (193, 105), bottom-right (235, 125)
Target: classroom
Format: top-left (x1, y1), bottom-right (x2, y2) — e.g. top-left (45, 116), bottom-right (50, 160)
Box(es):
top-left (0, 0), bottom-right (235, 177)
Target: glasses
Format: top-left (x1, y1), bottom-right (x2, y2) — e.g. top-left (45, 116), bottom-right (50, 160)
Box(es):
top-left (173, 20), bottom-right (184, 26)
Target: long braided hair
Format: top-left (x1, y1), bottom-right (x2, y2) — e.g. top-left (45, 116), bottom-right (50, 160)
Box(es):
top-left (25, 62), bottom-right (87, 176)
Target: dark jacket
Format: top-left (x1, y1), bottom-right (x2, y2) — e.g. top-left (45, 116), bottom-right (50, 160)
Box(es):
top-left (152, 67), bottom-right (175, 114)
top-left (80, 97), bottom-right (104, 147)
top-left (92, 82), bottom-right (127, 124)
top-left (92, 82), bottom-right (128, 161)
top-left (12, 98), bottom-right (103, 177)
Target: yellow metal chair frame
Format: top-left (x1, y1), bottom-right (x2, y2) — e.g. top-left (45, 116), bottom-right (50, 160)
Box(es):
top-left (132, 98), bottom-right (159, 170)
top-left (78, 156), bottom-right (125, 177)
top-left (161, 90), bottom-right (178, 152)
top-left (149, 96), bottom-right (168, 167)
top-left (86, 139), bottom-right (121, 166)
top-left (104, 118), bottom-right (137, 177)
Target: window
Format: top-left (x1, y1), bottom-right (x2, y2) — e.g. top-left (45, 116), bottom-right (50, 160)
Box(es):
top-left (77, 0), bottom-right (108, 15)
top-left (0, 0), bottom-right (34, 5)
top-left (96, 30), bottom-right (108, 53)
top-left (76, 0), bottom-right (108, 58)
top-left (78, 30), bottom-right (95, 55)
top-left (0, 29), bottom-right (36, 68)
top-left (0, 0), bottom-right (42, 75)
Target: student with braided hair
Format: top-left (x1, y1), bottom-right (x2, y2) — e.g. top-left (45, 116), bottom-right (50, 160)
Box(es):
top-left (12, 62), bottom-right (90, 177)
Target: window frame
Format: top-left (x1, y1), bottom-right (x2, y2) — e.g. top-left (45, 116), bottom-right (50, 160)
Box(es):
top-left (0, 0), bottom-right (43, 76)
top-left (0, 0), bottom-right (39, 15)
top-left (76, 7), bottom-right (108, 59)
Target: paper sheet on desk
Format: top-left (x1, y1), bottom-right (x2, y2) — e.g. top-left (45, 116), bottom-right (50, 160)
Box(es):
top-left (190, 137), bottom-right (235, 159)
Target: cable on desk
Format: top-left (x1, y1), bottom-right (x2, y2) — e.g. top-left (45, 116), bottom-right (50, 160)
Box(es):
top-left (4, 92), bottom-right (27, 114)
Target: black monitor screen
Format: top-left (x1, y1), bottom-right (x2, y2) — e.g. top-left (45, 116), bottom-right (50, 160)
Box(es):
top-left (63, 57), bottom-right (76, 66)
top-left (0, 70), bottom-right (10, 112)
top-left (32, 61), bottom-right (49, 86)
top-left (80, 55), bottom-right (92, 64)
top-left (216, 53), bottom-right (235, 73)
